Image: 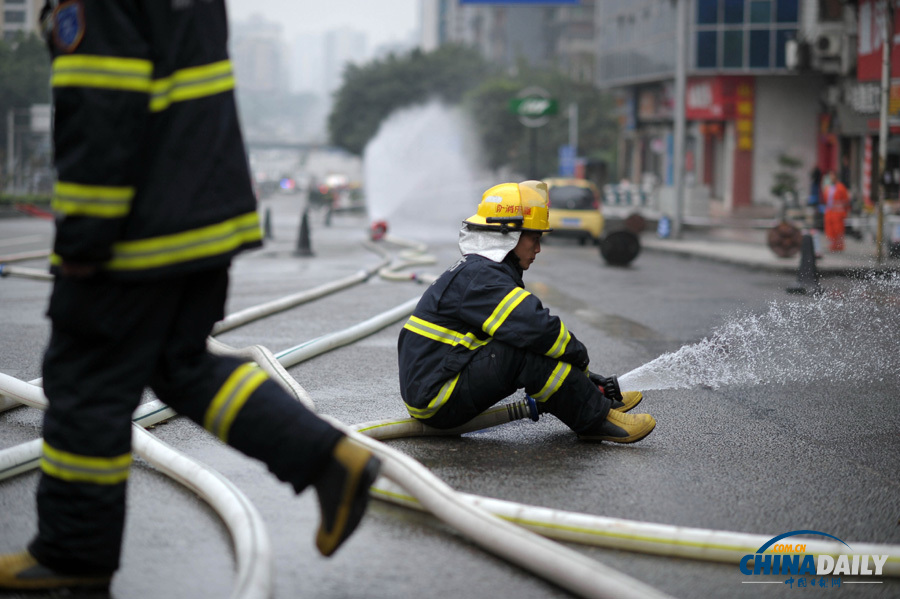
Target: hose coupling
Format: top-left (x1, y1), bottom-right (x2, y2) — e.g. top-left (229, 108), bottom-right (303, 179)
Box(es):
top-left (504, 395), bottom-right (540, 422)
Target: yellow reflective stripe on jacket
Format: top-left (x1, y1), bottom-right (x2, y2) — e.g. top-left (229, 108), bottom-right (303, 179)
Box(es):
top-left (482, 287), bottom-right (530, 336)
top-left (545, 321), bottom-right (571, 359)
top-left (51, 56), bottom-right (235, 111)
top-left (107, 211), bottom-right (261, 271)
top-left (52, 181), bottom-right (135, 218)
top-left (403, 315), bottom-right (492, 351)
top-left (405, 373), bottom-right (460, 420)
top-left (204, 362), bottom-right (267, 442)
top-left (51, 54), bottom-right (153, 92)
top-left (40, 441), bottom-right (131, 485)
top-left (150, 60), bottom-right (235, 112)
top-left (532, 361), bottom-right (572, 403)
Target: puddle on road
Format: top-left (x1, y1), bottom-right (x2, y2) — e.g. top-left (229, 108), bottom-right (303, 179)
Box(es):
top-left (572, 309), bottom-right (662, 341)
top-left (526, 281), bottom-right (666, 342)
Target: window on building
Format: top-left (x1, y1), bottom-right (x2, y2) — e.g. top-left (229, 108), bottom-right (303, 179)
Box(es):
top-left (749, 29), bottom-right (770, 67)
top-left (775, 28), bottom-right (796, 67)
top-left (697, 30), bottom-right (718, 68)
top-left (818, 0), bottom-right (842, 22)
top-left (698, 0), bottom-right (719, 24)
top-left (724, 0), bottom-right (744, 24)
top-left (695, 0), bottom-right (797, 70)
top-left (776, 0), bottom-right (800, 23)
top-left (750, 1), bottom-right (771, 23)
top-left (4, 10), bottom-right (27, 23)
top-left (723, 30), bottom-right (743, 67)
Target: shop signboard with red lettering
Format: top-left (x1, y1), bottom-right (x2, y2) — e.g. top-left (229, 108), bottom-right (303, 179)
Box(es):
top-left (857, 0), bottom-right (900, 81)
top-left (686, 76), bottom-right (753, 127)
top-left (686, 78), bottom-right (724, 120)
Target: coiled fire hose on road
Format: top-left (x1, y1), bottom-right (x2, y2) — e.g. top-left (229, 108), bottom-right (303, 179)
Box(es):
top-left (212, 241), bottom-right (392, 336)
top-left (0, 238), bottom-right (679, 599)
top-left (0, 250), bottom-right (53, 281)
top-left (2, 236), bottom-right (898, 599)
top-left (0, 340), bottom-right (675, 599)
top-left (0, 373), bottom-right (272, 599)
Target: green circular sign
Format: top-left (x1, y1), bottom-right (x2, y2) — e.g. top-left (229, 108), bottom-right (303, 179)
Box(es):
top-left (509, 86), bottom-right (558, 128)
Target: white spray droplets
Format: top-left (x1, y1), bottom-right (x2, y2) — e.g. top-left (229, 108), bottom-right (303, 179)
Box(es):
top-left (362, 100), bottom-right (499, 242)
top-left (619, 273), bottom-right (900, 391)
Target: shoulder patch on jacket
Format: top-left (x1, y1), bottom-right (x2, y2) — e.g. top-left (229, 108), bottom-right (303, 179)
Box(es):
top-left (52, 0), bottom-right (85, 53)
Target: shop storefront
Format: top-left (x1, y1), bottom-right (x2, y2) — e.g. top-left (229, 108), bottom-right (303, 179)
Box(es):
top-left (686, 75), bottom-right (755, 211)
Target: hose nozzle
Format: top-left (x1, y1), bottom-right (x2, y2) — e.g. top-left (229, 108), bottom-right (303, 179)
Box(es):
top-left (601, 375), bottom-right (623, 403)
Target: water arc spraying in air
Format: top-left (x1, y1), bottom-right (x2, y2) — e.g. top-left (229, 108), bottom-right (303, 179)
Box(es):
top-left (619, 273), bottom-right (900, 391)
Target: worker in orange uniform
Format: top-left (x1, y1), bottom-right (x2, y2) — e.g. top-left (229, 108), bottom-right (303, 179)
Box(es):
top-left (822, 170), bottom-right (850, 252)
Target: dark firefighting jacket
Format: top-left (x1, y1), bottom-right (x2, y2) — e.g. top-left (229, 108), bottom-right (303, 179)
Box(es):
top-left (398, 252), bottom-right (591, 419)
top-left (44, 0), bottom-right (261, 279)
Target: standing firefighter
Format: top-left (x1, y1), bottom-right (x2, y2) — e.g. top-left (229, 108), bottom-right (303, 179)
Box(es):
top-left (0, 0), bottom-right (379, 591)
top-left (397, 180), bottom-right (657, 442)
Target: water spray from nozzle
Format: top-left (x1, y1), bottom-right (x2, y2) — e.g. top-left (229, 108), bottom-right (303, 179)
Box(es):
top-left (619, 273), bottom-right (900, 392)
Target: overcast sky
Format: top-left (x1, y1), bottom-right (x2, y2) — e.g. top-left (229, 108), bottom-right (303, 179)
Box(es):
top-left (227, 0), bottom-right (420, 49)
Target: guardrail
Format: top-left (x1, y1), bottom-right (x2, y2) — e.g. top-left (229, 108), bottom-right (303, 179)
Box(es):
top-left (603, 185), bottom-right (652, 208)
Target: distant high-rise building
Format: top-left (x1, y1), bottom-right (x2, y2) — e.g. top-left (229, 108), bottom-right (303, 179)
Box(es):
top-left (292, 32), bottom-right (326, 95)
top-left (1, 0), bottom-right (43, 42)
top-left (230, 14), bottom-right (288, 94)
top-left (419, 0), bottom-right (590, 76)
top-left (323, 27), bottom-right (368, 94)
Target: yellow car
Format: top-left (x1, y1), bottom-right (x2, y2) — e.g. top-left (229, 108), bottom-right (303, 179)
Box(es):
top-left (545, 178), bottom-right (604, 245)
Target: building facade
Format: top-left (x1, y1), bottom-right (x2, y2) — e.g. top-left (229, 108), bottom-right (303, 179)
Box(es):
top-left (1, 0), bottom-right (43, 42)
top-left (421, 0), bottom-right (876, 218)
top-left (420, 0), bottom-right (594, 75)
top-left (596, 0), bottom-right (850, 217)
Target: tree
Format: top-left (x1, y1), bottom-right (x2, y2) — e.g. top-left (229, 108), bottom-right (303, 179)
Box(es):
top-left (0, 33), bottom-right (52, 114)
top-left (328, 45), bottom-right (493, 155)
top-left (0, 34), bottom-right (52, 174)
top-left (463, 63), bottom-right (618, 178)
top-left (770, 153), bottom-right (803, 217)
top-left (328, 46), bottom-right (619, 179)
top-left (462, 77), bottom-right (524, 170)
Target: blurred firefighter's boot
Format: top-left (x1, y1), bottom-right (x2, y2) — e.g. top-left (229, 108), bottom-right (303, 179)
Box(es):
top-left (0, 551), bottom-right (111, 591)
top-left (313, 437), bottom-right (381, 557)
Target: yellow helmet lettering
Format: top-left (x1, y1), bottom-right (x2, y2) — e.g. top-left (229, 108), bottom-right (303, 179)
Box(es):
top-left (464, 180), bottom-right (552, 233)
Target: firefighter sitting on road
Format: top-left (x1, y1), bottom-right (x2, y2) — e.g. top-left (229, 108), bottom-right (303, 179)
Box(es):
top-left (397, 180), bottom-right (656, 443)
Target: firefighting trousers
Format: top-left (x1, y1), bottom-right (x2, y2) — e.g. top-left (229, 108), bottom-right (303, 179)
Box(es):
top-left (417, 340), bottom-right (611, 434)
top-left (30, 267), bottom-right (342, 575)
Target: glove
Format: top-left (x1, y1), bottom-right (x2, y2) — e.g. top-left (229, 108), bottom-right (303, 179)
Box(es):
top-left (588, 372), bottom-right (623, 403)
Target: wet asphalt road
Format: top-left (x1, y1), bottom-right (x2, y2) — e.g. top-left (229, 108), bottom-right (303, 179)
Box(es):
top-left (0, 194), bottom-right (898, 599)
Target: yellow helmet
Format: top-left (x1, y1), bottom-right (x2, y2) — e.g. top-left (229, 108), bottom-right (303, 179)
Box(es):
top-left (463, 180), bottom-right (553, 233)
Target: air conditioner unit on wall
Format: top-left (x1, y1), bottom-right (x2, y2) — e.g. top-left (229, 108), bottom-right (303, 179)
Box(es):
top-left (815, 31), bottom-right (842, 58)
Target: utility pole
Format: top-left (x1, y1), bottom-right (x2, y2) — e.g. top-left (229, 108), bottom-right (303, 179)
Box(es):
top-left (672, 0), bottom-right (688, 239)
top-left (877, 0), bottom-right (893, 263)
top-left (6, 109), bottom-right (14, 193)
top-left (568, 102), bottom-right (578, 153)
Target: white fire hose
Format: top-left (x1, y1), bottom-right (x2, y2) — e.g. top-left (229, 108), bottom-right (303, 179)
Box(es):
top-left (0, 373), bottom-right (272, 599)
top-left (3, 236), bottom-right (898, 599)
